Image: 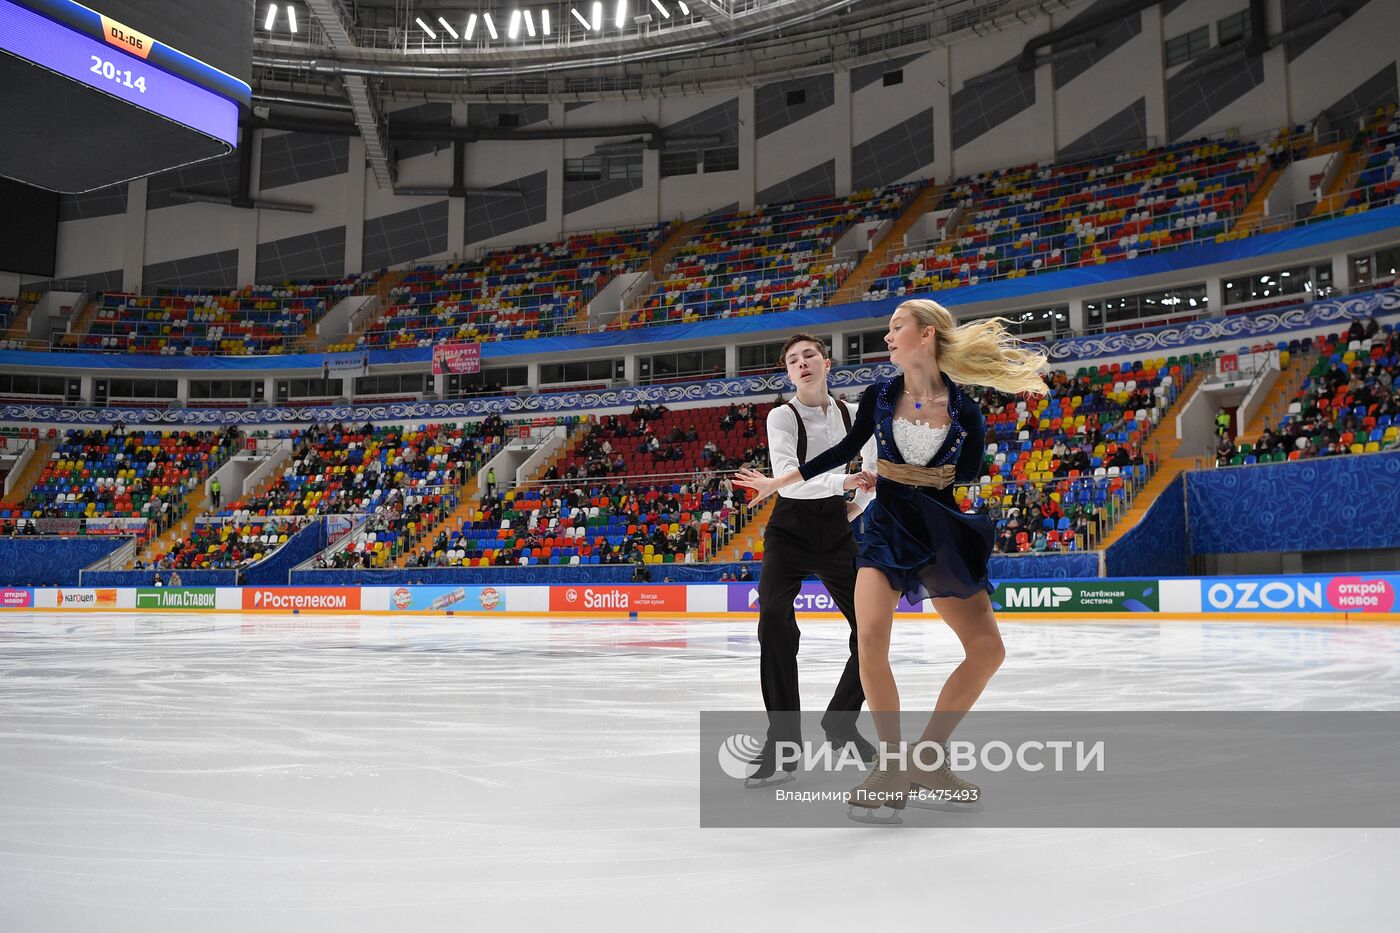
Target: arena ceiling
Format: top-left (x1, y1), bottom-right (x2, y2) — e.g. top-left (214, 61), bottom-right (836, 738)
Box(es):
top-left (249, 0), bottom-right (1067, 186)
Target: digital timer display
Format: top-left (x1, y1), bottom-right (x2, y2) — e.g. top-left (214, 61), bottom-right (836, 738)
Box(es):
top-left (0, 0), bottom-right (243, 149)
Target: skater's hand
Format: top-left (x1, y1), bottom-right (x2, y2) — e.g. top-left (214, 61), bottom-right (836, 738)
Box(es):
top-left (845, 501), bottom-right (861, 523)
top-left (733, 468), bottom-right (784, 504)
top-left (842, 470), bottom-right (877, 492)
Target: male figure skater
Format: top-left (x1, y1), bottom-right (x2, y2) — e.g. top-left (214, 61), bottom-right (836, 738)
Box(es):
top-left (746, 333), bottom-right (879, 787)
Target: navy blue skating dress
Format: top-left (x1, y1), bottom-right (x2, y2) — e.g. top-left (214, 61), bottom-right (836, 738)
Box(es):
top-left (798, 374), bottom-right (993, 603)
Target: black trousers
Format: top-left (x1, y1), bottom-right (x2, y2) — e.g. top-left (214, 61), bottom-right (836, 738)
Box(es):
top-left (757, 495), bottom-right (864, 744)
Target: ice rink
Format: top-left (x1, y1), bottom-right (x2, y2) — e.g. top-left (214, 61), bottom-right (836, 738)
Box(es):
top-left (1, 610), bottom-right (1397, 932)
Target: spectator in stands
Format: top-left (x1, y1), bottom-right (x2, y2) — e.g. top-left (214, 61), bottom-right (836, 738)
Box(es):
top-left (169, 570), bottom-right (182, 586)
top-left (152, 572), bottom-right (164, 587)
top-left (632, 563), bottom-right (652, 583)
top-left (737, 565), bottom-right (753, 582)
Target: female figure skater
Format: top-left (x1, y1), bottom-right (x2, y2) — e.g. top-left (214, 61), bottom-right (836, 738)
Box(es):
top-left (734, 299), bottom-right (1048, 823)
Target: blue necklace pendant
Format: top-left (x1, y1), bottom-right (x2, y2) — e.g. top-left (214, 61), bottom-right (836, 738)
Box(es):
top-left (913, 401), bottom-right (922, 409)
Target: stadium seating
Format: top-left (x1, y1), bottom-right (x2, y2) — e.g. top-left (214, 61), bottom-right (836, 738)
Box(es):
top-left (865, 131), bottom-right (1299, 301)
top-left (619, 184), bottom-right (919, 327)
top-left (357, 224), bottom-right (671, 348)
top-left (9, 426), bottom-right (238, 534)
top-left (150, 419), bottom-right (506, 570)
top-left (1343, 106), bottom-right (1400, 213)
top-left (957, 357), bottom-right (1193, 551)
top-left (1244, 319), bottom-right (1400, 463)
top-left (403, 402), bottom-right (770, 568)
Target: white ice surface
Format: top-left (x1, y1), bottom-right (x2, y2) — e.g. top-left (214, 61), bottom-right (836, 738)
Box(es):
top-left (1, 612), bottom-right (1398, 932)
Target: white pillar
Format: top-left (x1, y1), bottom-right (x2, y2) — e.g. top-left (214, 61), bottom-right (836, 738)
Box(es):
top-left (547, 102), bottom-right (566, 239)
top-left (122, 178), bottom-right (148, 292)
top-left (447, 103), bottom-right (468, 259)
top-left (1206, 276), bottom-right (1224, 315)
top-left (738, 85), bottom-right (757, 211)
top-left (237, 128), bottom-right (261, 286)
top-left (1068, 298), bottom-right (1086, 335)
top-left (930, 46), bottom-right (954, 179)
top-left (344, 136), bottom-right (367, 274)
top-left (1140, 5), bottom-right (1168, 144)
top-left (833, 68), bottom-right (853, 196)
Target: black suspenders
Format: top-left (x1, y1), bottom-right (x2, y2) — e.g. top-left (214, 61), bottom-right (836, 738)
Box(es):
top-left (784, 395), bottom-right (853, 465)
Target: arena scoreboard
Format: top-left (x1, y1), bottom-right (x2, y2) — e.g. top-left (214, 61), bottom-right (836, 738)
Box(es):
top-left (0, 0), bottom-right (253, 192)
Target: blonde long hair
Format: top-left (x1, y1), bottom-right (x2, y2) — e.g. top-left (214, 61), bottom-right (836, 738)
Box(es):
top-left (897, 299), bottom-right (1050, 397)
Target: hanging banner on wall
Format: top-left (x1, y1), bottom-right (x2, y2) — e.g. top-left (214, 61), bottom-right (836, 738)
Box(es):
top-left (327, 353), bottom-right (370, 373)
top-left (432, 342), bottom-right (481, 375)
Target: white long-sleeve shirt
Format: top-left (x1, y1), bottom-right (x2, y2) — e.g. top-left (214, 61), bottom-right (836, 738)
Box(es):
top-left (766, 396), bottom-right (878, 514)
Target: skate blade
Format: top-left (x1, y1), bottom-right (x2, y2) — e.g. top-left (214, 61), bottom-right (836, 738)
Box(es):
top-left (846, 804), bottom-right (903, 826)
top-left (744, 771), bottom-right (796, 790)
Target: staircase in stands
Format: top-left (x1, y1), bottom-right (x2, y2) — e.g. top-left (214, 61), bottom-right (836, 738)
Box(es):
top-left (57, 295), bottom-right (102, 348)
top-left (0, 439), bottom-right (54, 506)
top-left (612, 219), bottom-right (703, 329)
top-left (1095, 367), bottom-right (1208, 551)
top-left (396, 421), bottom-right (587, 567)
top-left (827, 182), bottom-right (945, 306)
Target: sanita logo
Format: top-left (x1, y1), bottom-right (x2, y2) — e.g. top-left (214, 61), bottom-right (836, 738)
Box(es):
top-left (1207, 581), bottom-right (1324, 611)
top-left (1005, 586), bottom-right (1074, 608)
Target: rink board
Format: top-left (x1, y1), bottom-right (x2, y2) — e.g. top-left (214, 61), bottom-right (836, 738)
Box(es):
top-left (2, 574), bottom-right (1399, 621)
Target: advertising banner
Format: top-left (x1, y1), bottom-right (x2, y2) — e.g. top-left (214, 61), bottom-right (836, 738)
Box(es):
top-left (327, 353), bottom-right (369, 373)
top-left (83, 517), bottom-right (151, 535)
top-left (0, 587), bottom-right (33, 608)
top-left (387, 585), bottom-right (507, 613)
top-left (992, 580), bottom-right (1159, 613)
top-left (1198, 574), bottom-right (1400, 614)
top-left (725, 583), bottom-right (929, 614)
top-left (431, 341), bottom-right (481, 375)
top-left (549, 585), bottom-right (687, 613)
top-left (135, 587), bottom-right (217, 610)
top-left (242, 587), bottom-right (361, 612)
top-left (51, 588), bottom-right (120, 609)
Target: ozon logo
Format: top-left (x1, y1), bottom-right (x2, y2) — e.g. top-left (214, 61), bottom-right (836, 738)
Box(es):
top-left (1206, 580), bottom-right (1324, 612)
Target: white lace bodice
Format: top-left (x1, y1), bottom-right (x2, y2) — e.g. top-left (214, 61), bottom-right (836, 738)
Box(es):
top-left (891, 418), bottom-right (950, 466)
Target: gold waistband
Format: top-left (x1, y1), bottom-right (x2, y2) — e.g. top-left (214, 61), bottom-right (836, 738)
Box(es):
top-left (876, 459), bottom-right (957, 489)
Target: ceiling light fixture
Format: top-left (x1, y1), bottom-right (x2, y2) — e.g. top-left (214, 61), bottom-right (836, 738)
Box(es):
top-left (524, 9), bottom-right (535, 36)
top-left (484, 12), bottom-right (498, 38)
top-left (438, 16), bottom-right (459, 38)
top-left (415, 16), bottom-right (437, 39)
top-left (508, 9), bottom-right (521, 38)
top-left (591, 2), bottom-right (602, 31)
top-left (287, 5), bottom-right (297, 32)
top-left (465, 12), bottom-right (477, 39)
top-left (264, 4), bottom-right (278, 30)
top-left (542, 9), bottom-right (551, 34)
top-left (677, 1), bottom-right (689, 13)
top-left (651, 0), bottom-right (669, 17)
top-left (571, 7), bottom-right (590, 28)
top-left (615, 0), bottom-right (627, 29)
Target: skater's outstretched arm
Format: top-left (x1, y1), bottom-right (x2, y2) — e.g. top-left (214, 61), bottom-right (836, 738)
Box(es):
top-left (734, 385), bottom-right (879, 504)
